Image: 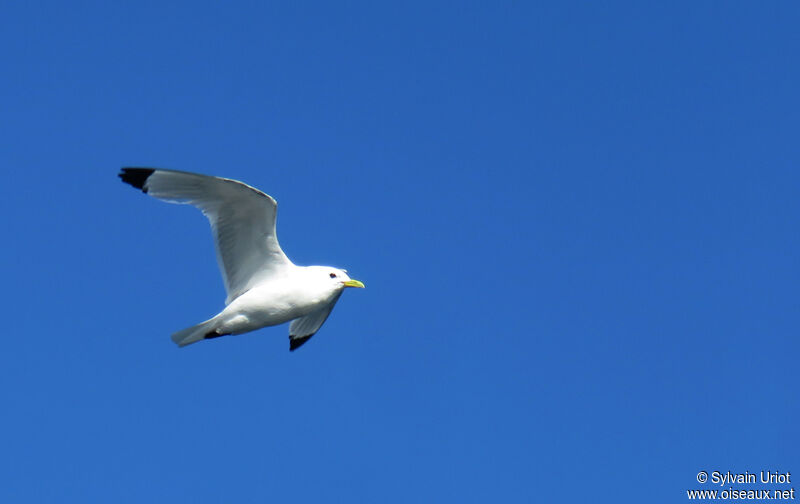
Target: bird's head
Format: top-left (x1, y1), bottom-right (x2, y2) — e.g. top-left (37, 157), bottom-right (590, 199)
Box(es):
top-left (304, 266), bottom-right (365, 296)
top-left (325, 268), bottom-right (365, 290)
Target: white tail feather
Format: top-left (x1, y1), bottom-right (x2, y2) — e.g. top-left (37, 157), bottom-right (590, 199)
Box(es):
top-left (171, 318), bottom-right (217, 347)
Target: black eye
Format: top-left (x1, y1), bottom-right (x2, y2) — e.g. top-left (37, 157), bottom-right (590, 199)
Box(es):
top-left (330, 273), bottom-right (337, 278)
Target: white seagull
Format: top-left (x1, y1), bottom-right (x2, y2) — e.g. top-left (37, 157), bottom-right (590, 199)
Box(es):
top-left (119, 168), bottom-right (365, 351)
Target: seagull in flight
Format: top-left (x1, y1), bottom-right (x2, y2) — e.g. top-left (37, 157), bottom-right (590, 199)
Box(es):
top-left (119, 168), bottom-right (365, 351)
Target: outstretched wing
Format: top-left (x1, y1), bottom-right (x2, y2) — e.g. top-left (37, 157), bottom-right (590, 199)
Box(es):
top-left (288, 293), bottom-right (343, 351)
top-left (119, 167), bottom-right (293, 304)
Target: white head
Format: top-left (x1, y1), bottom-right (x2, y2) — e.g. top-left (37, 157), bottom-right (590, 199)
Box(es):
top-left (303, 266), bottom-right (365, 296)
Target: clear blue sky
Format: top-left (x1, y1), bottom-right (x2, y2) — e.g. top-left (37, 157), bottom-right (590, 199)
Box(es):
top-left (1, 2), bottom-right (797, 502)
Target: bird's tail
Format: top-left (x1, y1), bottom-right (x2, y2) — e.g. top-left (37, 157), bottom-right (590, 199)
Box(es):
top-left (171, 317), bottom-right (218, 347)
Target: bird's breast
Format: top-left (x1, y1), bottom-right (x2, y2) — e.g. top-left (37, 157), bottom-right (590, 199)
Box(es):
top-left (225, 283), bottom-right (335, 328)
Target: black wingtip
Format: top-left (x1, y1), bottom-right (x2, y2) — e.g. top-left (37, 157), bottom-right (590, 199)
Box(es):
top-left (289, 334), bottom-right (314, 352)
top-left (119, 167), bottom-right (155, 192)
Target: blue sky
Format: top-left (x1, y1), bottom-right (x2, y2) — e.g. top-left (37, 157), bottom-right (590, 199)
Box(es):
top-left (1, 1), bottom-right (798, 502)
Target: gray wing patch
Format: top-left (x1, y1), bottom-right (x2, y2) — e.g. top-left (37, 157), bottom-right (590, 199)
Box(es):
top-left (288, 293), bottom-right (342, 352)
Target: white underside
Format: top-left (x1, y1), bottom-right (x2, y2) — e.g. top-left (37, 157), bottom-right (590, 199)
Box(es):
top-left (214, 273), bottom-right (340, 335)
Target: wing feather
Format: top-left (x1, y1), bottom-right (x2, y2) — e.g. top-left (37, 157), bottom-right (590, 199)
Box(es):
top-left (119, 167), bottom-right (293, 304)
top-left (288, 293), bottom-right (343, 351)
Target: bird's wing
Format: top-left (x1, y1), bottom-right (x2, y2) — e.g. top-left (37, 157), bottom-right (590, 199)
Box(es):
top-left (119, 167), bottom-right (293, 304)
top-left (288, 293), bottom-right (343, 351)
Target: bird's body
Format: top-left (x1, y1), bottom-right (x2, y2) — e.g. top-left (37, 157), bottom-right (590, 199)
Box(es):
top-left (119, 168), bottom-right (364, 351)
top-left (213, 266), bottom-right (343, 335)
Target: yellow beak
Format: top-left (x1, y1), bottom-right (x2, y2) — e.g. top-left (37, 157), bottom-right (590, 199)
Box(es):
top-left (343, 279), bottom-right (365, 288)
